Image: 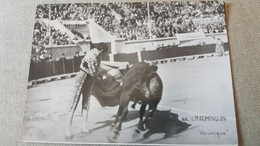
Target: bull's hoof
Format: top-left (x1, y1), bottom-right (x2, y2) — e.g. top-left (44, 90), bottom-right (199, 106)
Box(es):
top-left (135, 128), bottom-right (140, 134)
top-left (137, 125), bottom-right (146, 131)
top-left (113, 129), bottom-right (120, 136)
top-left (131, 104), bottom-right (136, 109)
top-left (143, 130), bottom-right (153, 139)
top-left (110, 123), bottom-right (116, 131)
top-left (164, 132), bottom-right (173, 138)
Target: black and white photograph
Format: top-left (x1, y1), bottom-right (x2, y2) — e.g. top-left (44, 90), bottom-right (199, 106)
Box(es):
top-left (22, 1), bottom-right (238, 145)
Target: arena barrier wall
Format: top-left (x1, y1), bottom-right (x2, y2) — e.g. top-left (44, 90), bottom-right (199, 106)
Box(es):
top-left (118, 33), bottom-right (228, 54)
top-left (141, 43), bottom-right (229, 61)
top-left (29, 58), bottom-right (80, 81)
top-left (28, 43), bottom-right (229, 84)
top-left (114, 52), bottom-right (138, 64)
top-left (45, 45), bottom-right (82, 59)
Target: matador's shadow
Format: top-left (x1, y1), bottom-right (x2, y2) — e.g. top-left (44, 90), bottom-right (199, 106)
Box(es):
top-left (92, 110), bottom-right (191, 140)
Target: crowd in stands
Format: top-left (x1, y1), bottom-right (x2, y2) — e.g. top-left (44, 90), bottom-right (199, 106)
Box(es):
top-left (148, 1), bottom-right (226, 38)
top-left (31, 46), bottom-right (52, 63)
top-left (34, 1), bottom-right (227, 41)
top-left (50, 3), bottom-right (92, 20)
top-left (50, 4), bottom-right (123, 39)
top-left (31, 49), bottom-right (86, 65)
top-left (50, 26), bottom-right (74, 45)
top-left (31, 50), bottom-right (82, 64)
top-left (32, 20), bottom-right (75, 63)
top-left (109, 3), bottom-right (150, 40)
top-left (32, 21), bottom-right (49, 46)
top-left (32, 20), bottom-right (74, 47)
top-left (109, 1), bottom-right (226, 39)
top-left (35, 4), bottom-right (49, 19)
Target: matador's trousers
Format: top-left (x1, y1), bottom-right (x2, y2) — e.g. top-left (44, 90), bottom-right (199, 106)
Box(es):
top-left (69, 70), bottom-right (94, 112)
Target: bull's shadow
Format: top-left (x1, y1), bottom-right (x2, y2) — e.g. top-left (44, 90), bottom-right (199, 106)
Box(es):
top-left (92, 109), bottom-right (191, 140)
top-left (141, 110), bottom-right (191, 139)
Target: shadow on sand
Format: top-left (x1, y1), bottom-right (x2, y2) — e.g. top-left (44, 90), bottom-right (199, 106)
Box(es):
top-left (87, 110), bottom-right (141, 133)
top-left (143, 110), bottom-right (191, 139)
top-left (88, 109), bottom-right (190, 142)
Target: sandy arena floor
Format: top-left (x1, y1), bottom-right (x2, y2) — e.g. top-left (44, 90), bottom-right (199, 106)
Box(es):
top-left (22, 56), bottom-right (238, 145)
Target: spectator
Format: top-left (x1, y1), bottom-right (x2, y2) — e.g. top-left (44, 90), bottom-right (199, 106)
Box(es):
top-left (59, 53), bottom-right (67, 62)
top-left (46, 53), bottom-right (53, 62)
top-left (32, 56), bottom-right (39, 63)
top-left (215, 38), bottom-right (224, 56)
top-left (39, 52), bottom-right (46, 61)
top-left (73, 52), bottom-right (81, 72)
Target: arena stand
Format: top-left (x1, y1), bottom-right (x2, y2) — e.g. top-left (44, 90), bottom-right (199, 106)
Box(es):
top-left (28, 2), bottom-right (228, 86)
top-left (35, 4), bottom-right (49, 19)
top-left (34, 2), bottom-right (226, 41)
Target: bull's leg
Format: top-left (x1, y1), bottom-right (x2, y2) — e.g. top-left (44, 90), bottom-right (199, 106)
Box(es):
top-left (138, 103), bottom-right (147, 131)
top-left (110, 106), bottom-right (124, 141)
top-left (111, 106), bottom-right (128, 141)
top-left (113, 106), bottom-right (127, 133)
top-left (111, 106), bottom-right (122, 129)
top-left (143, 130), bottom-right (154, 138)
top-left (131, 98), bottom-right (137, 109)
top-left (117, 107), bottom-right (128, 132)
top-left (111, 90), bottom-right (131, 140)
top-left (144, 104), bottom-right (157, 124)
top-left (117, 90), bottom-right (132, 130)
top-left (107, 106), bottom-right (123, 143)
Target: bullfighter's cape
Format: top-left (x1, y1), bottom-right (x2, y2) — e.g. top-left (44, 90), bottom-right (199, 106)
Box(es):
top-left (92, 62), bottom-right (157, 107)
